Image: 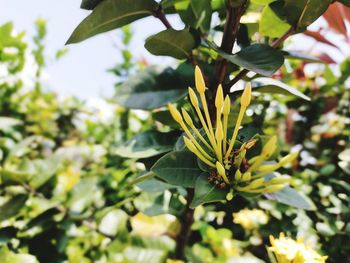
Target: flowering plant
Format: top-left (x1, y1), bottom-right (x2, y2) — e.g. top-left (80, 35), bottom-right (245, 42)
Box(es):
top-left (168, 66), bottom-right (298, 197)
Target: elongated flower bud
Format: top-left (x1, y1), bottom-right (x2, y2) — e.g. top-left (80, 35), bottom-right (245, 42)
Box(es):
top-left (242, 172), bottom-right (251, 181)
top-left (215, 85), bottom-right (224, 109)
top-left (216, 161), bottom-right (226, 177)
top-left (195, 66), bottom-right (206, 93)
top-left (216, 161), bottom-right (229, 183)
top-left (267, 176), bottom-right (291, 185)
top-left (184, 137), bottom-right (215, 167)
top-left (215, 121), bottom-right (224, 141)
top-left (234, 169), bottom-right (242, 181)
top-left (249, 178), bottom-right (265, 189)
top-left (188, 87), bottom-right (199, 108)
top-left (262, 135), bottom-right (277, 158)
top-left (168, 103), bottom-right (183, 123)
top-left (279, 152), bottom-right (298, 166)
top-left (256, 163), bottom-right (279, 173)
top-left (181, 108), bottom-right (193, 126)
top-left (223, 96), bottom-right (230, 115)
top-left (240, 83), bottom-right (252, 108)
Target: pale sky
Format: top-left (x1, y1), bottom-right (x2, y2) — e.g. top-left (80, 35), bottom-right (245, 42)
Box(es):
top-left (2, 1), bottom-right (347, 99)
top-left (2, 0), bottom-right (177, 99)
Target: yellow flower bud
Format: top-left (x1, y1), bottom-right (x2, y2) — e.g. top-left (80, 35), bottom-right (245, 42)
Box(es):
top-left (216, 161), bottom-right (226, 177)
top-left (188, 87), bottom-right (199, 108)
top-left (168, 103), bottom-right (183, 123)
top-left (183, 136), bottom-right (197, 153)
top-left (245, 139), bottom-right (257, 150)
top-left (181, 108), bottom-right (193, 126)
top-left (267, 175), bottom-right (291, 185)
top-left (242, 172), bottom-right (251, 181)
top-left (262, 135), bottom-right (277, 158)
top-left (240, 83), bottom-right (252, 108)
top-left (249, 178), bottom-right (265, 189)
top-left (216, 161), bottom-right (229, 183)
top-left (223, 96), bottom-right (231, 115)
top-left (215, 121), bottom-right (224, 141)
top-left (215, 84), bottom-right (224, 110)
top-left (264, 184), bottom-right (285, 193)
top-left (234, 169), bottom-right (242, 181)
top-left (195, 66), bottom-right (206, 93)
top-left (256, 163), bottom-right (279, 173)
top-left (279, 152), bottom-right (298, 166)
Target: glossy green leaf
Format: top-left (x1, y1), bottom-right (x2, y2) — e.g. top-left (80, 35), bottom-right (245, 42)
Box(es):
top-left (123, 247), bottom-right (166, 263)
top-left (151, 151), bottom-right (201, 188)
top-left (260, 2), bottom-right (290, 38)
top-left (115, 131), bottom-right (179, 159)
top-left (0, 195), bottom-right (28, 222)
top-left (115, 66), bottom-right (193, 109)
top-left (137, 178), bottom-right (176, 192)
top-left (145, 29), bottom-right (196, 59)
top-left (190, 175), bottom-right (226, 208)
top-left (284, 0), bottom-right (332, 30)
top-left (266, 187), bottom-right (315, 210)
top-left (252, 77), bottom-right (311, 101)
top-left (67, 0), bottom-right (158, 44)
top-left (80, 0), bottom-right (104, 10)
top-left (0, 117), bottom-right (22, 130)
top-left (209, 42), bottom-right (284, 76)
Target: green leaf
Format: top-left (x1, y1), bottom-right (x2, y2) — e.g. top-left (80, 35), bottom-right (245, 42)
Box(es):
top-left (67, 0), bottom-right (158, 44)
top-left (282, 50), bottom-right (325, 63)
top-left (209, 42), bottom-right (284, 76)
top-left (0, 247), bottom-right (38, 263)
top-left (191, 0), bottom-right (212, 32)
top-left (145, 28), bottom-right (196, 59)
top-left (260, 2), bottom-right (290, 38)
top-left (68, 177), bottom-right (98, 214)
top-left (283, 0), bottom-right (332, 30)
top-left (114, 66), bottom-right (193, 110)
top-left (123, 247), bottom-right (167, 263)
top-left (265, 187), bottom-right (315, 210)
top-left (0, 195), bottom-right (28, 222)
top-left (339, 149), bottom-right (350, 162)
top-left (115, 130), bottom-right (179, 159)
top-left (190, 175), bottom-right (226, 208)
top-left (80, 0), bottom-right (104, 10)
top-left (98, 209), bottom-right (128, 236)
top-left (151, 151), bottom-right (202, 188)
top-left (338, 0), bottom-right (350, 7)
top-left (0, 117), bottom-right (22, 130)
top-left (137, 178), bottom-right (176, 192)
top-left (251, 77), bottom-right (311, 101)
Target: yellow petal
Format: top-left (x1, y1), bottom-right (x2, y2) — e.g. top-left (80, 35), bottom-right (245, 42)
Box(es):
top-left (262, 135), bottom-right (277, 158)
top-left (279, 152), bottom-right (298, 166)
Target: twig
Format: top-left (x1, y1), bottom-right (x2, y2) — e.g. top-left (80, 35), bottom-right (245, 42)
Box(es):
top-left (226, 26), bottom-right (295, 89)
top-left (154, 5), bottom-right (173, 29)
top-left (175, 188), bottom-right (195, 260)
top-left (212, 1), bottom-right (248, 97)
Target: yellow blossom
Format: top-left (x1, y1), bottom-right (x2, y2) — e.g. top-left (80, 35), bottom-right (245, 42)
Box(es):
top-left (269, 233), bottom-right (328, 263)
top-left (233, 208), bottom-right (268, 230)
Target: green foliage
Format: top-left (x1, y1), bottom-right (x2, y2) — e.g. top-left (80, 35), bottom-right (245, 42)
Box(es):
top-left (2, 0), bottom-right (350, 261)
top-left (67, 0), bottom-right (158, 44)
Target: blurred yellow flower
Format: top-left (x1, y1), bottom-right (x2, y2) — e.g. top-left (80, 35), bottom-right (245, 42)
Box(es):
top-left (269, 233), bottom-right (328, 263)
top-left (232, 208), bottom-right (268, 230)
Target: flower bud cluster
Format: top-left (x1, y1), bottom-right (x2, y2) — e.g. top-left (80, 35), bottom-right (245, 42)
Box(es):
top-left (168, 66), bottom-right (297, 194)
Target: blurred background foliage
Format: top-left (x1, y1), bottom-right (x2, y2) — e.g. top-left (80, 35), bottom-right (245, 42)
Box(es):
top-left (0, 1), bottom-right (350, 262)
